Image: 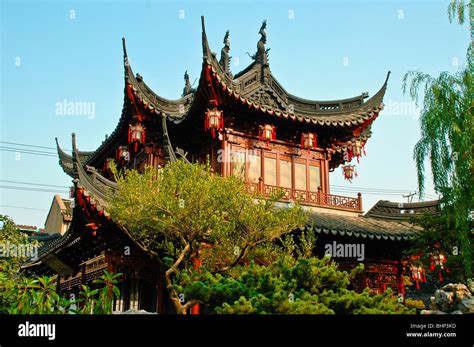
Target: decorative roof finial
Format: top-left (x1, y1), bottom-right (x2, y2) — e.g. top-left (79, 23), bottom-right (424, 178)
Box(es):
top-left (122, 37), bottom-right (131, 75)
top-left (252, 20), bottom-right (270, 65)
top-left (182, 70), bottom-right (193, 96)
top-left (201, 16), bottom-right (211, 60)
top-left (219, 30), bottom-right (232, 77)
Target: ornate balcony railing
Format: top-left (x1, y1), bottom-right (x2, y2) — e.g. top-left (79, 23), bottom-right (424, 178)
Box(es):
top-left (246, 180), bottom-right (362, 212)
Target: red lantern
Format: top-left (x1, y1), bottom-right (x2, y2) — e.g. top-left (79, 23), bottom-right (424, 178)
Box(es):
top-left (410, 265), bottom-right (426, 289)
top-left (430, 253), bottom-right (447, 282)
top-left (259, 124), bottom-right (276, 142)
top-left (349, 138), bottom-right (365, 163)
top-left (342, 163), bottom-right (357, 182)
top-left (204, 100), bottom-right (224, 139)
top-left (128, 124), bottom-right (146, 153)
top-left (301, 132), bottom-right (317, 153)
top-left (116, 145), bottom-right (130, 165)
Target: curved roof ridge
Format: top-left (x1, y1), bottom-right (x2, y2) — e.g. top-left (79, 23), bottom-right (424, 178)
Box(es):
top-left (56, 137), bottom-right (94, 177)
top-left (72, 133), bottom-right (116, 205)
top-left (208, 64), bottom-right (388, 126)
top-left (122, 38), bottom-right (195, 118)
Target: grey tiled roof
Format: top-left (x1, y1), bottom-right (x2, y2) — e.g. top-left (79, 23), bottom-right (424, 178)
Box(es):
top-left (304, 211), bottom-right (421, 241)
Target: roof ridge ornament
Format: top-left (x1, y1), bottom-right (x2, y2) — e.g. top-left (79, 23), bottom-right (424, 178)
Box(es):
top-left (219, 30), bottom-right (232, 77)
top-left (251, 20), bottom-right (270, 65)
top-left (182, 70), bottom-right (194, 96)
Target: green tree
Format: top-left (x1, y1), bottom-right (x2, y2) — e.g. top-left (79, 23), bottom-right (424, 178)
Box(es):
top-left (9, 276), bottom-right (72, 314)
top-left (0, 215), bottom-right (122, 314)
top-left (77, 285), bottom-right (99, 314)
top-left (8, 271), bottom-right (121, 314)
top-left (176, 256), bottom-right (413, 314)
top-left (0, 215), bottom-right (40, 312)
top-left (108, 161), bottom-right (307, 314)
top-left (402, 0), bottom-right (473, 280)
top-left (94, 271), bottom-right (122, 314)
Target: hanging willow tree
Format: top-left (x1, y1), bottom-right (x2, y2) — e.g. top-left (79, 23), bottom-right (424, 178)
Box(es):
top-left (402, 0), bottom-right (473, 280)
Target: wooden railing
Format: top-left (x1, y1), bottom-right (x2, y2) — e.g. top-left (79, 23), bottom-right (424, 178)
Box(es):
top-left (246, 180), bottom-right (362, 212)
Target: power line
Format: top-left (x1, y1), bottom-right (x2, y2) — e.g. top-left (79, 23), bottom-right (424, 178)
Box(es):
top-left (1, 176), bottom-right (430, 197)
top-left (332, 188), bottom-right (410, 194)
top-left (0, 177), bottom-right (438, 200)
top-left (331, 189), bottom-right (408, 196)
top-left (0, 142), bottom-right (440, 196)
top-left (0, 185), bottom-right (69, 194)
top-left (0, 179), bottom-right (69, 189)
top-left (332, 185), bottom-right (416, 193)
top-left (0, 146), bottom-right (56, 155)
top-left (0, 148), bottom-right (57, 158)
top-left (332, 189), bottom-right (438, 199)
top-left (0, 141), bottom-right (68, 151)
top-left (331, 185), bottom-right (439, 199)
top-left (0, 205), bottom-right (47, 211)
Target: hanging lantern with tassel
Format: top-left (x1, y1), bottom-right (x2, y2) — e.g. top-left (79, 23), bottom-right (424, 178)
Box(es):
top-left (430, 253), bottom-right (448, 282)
top-left (128, 123), bottom-right (146, 153)
top-left (301, 132), bottom-right (317, 154)
top-left (204, 100), bottom-right (224, 139)
top-left (259, 124), bottom-right (276, 143)
top-left (410, 265), bottom-right (426, 289)
top-left (342, 163), bottom-right (357, 182)
top-left (349, 138), bottom-right (365, 163)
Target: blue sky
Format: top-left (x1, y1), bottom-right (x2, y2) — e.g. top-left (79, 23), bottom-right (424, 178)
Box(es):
top-left (0, 0), bottom-right (470, 227)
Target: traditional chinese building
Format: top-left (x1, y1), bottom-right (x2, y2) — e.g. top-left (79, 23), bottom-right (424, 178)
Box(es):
top-left (24, 17), bottom-right (431, 313)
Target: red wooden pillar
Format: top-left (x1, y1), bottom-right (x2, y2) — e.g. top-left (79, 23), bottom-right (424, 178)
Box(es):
top-left (397, 261), bottom-right (406, 303)
top-left (190, 254), bottom-right (201, 315)
top-left (222, 135), bottom-right (228, 177)
top-left (317, 187), bottom-right (323, 205)
top-left (258, 176), bottom-right (264, 193)
top-left (105, 252), bottom-right (115, 273)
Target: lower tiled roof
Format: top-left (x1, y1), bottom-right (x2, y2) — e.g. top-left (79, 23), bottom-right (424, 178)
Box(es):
top-left (303, 212), bottom-right (421, 241)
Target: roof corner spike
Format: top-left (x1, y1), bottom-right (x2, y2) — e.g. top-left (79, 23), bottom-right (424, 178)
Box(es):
top-left (55, 137), bottom-right (61, 152)
top-left (122, 37), bottom-right (128, 59)
top-left (201, 16), bottom-right (207, 38)
top-left (55, 137), bottom-right (64, 155)
top-left (71, 133), bottom-right (77, 159)
top-left (384, 71), bottom-right (391, 85)
top-left (201, 15), bottom-right (211, 60)
top-left (122, 37), bottom-right (132, 79)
